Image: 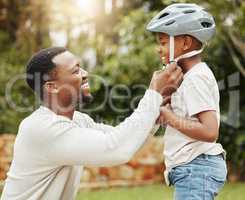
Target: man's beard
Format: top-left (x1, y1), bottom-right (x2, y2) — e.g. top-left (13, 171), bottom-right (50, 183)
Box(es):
top-left (82, 93), bottom-right (93, 104)
top-left (76, 93), bottom-right (93, 110)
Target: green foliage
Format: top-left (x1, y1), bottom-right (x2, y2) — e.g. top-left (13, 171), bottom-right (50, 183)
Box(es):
top-left (0, 0), bottom-right (51, 133)
top-left (84, 9), bottom-right (161, 123)
top-left (0, 51), bottom-right (35, 133)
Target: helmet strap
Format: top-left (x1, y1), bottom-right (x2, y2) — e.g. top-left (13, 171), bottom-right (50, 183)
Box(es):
top-left (169, 36), bottom-right (175, 63)
top-left (174, 46), bottom-right (204, 63)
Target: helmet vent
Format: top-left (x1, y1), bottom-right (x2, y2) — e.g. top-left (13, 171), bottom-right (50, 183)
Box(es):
top-left (183, 10), bottom-right (196, 14)
top-left (165, 20), bottom-right (175, 26)
top-left (201, 21), bottom-right (212, 28)
top-left (177, 5), bottom-right (191, 8)
top-left (158, 12), bottom-right (169, 19)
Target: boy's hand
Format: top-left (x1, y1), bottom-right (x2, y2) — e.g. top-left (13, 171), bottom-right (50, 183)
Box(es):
top-left (149, 63), bottom-right (183, 96)
top-left (162, 96), bottom-right (171, 105)
top-left (156, 104), bottom-right (173, 125)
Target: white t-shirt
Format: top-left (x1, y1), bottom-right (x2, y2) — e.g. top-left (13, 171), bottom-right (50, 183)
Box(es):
top-left (163, 62), bottom-right (225, 185)
top-left (1, 89), bottom-right (162, 200)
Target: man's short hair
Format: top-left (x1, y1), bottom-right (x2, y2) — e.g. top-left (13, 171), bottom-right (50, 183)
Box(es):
top-left (26, 47), bottom-right (67, 99)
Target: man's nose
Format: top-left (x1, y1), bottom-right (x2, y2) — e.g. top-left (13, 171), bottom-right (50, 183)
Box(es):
top-left (80, 68), bottom-right (88, 76)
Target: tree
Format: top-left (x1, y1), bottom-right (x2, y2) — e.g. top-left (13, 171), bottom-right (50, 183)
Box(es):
top-left (0, 0), bottom-right (51, 133)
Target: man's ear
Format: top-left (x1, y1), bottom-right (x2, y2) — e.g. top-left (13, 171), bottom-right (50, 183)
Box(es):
top-left (44, 81), bottom-right (58, 94)
top-left (183, 35), bottom-right (193, 51)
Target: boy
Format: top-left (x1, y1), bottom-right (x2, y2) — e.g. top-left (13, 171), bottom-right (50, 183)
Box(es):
top-left (147, 3), bottom-right (227, 200)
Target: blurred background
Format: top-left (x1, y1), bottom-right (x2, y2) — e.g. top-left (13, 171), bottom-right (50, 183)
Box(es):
top-left (0, 0), bottom-right (244, 199)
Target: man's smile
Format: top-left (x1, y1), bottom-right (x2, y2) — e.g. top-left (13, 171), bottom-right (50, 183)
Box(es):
top-left (81, 81), bottom-right (89, 90)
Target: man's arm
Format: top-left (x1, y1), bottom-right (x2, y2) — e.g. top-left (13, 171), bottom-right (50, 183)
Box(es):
top-left (47, 89), bottom-right (162, 167)
top-left (46, 64), bottom-right (182, 167)
top-left (80, 66), bottom-right (180, 136)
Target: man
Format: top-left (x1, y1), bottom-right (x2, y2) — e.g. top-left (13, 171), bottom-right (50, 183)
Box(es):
top-left (1, 47), bottom-right (183, 200)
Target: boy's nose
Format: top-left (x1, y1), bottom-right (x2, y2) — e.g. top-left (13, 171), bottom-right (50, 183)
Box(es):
top-left (156, 46), bottom-right (167, 63)
top-left (156, 46), bottom-right (162, 57)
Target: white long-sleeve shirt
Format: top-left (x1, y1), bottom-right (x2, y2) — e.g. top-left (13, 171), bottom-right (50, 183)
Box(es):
top-left (1, 89), bottom-right (162, 200)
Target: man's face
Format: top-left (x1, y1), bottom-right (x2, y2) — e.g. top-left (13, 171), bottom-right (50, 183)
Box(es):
top-left (157, 33), bottom-right (187, 64)
top-left (48, 51), bottom-right (92, 107)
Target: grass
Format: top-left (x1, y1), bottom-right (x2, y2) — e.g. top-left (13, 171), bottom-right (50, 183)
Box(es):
top-left (76, 183), bottom-right (245, 200)
top-left (1, 183), bottom-right (244, 199)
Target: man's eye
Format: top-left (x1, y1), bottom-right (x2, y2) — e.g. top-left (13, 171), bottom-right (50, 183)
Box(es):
top-left (73, 69), bottom-right (80, 74)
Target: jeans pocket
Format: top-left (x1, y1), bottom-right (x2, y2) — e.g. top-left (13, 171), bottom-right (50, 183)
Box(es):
top-left (209, 174), bottom-right (226, 187)
top-left (207, 167), bottom-right (227, 197)
top-left (210, 160), bottom-right (227, 181)
top-left (171, 166), bottom-right (191, 186)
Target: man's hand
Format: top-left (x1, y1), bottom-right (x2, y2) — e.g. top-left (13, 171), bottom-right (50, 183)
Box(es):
top-left (162, 95), bottom-right (171, 105)
top-left (156, 104), bottom-right (172, 125)
top-left (149, 62), bottom-right (183, 96)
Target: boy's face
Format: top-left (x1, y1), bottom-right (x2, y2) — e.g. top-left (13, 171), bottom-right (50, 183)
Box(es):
top-left (157, 33), bottom-right (190, 64)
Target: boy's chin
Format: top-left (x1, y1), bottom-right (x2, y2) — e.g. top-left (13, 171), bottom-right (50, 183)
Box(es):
top-left (162, 56), bottom-right (169, 65)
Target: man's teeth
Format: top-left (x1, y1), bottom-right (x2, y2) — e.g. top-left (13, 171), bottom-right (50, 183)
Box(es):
top-left (81, 82), bottom-right (89, 89)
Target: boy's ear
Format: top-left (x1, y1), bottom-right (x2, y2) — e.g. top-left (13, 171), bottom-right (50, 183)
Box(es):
top-left (183, 35), bottom-right (193, 51)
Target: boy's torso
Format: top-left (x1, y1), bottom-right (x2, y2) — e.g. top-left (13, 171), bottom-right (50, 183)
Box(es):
top-left (163, 62), bottom-right (225, 173)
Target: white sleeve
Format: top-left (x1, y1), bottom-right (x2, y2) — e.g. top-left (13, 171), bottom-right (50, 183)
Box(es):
top-left (183, 75), bottom-right (216, 117)
top-left (47, 89), bottom-right (162, 167)
top-left (80, 111), bottom-right (161, 135)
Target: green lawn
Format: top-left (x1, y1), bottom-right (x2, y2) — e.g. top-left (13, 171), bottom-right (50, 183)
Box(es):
top-left (76, 183), bottom-right (245, 200)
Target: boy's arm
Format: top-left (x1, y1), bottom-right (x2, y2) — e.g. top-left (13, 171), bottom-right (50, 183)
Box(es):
top-left (158, 73), bottom-right (220, 142)
top-left (158, 105), bottom-right (219, 142)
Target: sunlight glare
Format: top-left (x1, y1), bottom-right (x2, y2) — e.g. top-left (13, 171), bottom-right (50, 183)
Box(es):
top-left (75, 0), bottom-right (97, 18)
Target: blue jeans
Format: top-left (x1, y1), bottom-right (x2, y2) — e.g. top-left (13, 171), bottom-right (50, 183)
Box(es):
top-left (169, 154), bottom-right (227, 200)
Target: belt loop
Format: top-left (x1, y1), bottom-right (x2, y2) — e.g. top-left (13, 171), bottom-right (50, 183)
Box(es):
top-left (203, 154), bottom-right (208, 160)
top-left (220, 153), bottom-right (225, 160)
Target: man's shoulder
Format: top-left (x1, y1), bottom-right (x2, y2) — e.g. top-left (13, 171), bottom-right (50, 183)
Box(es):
top-left (73, 111), bottom-right (89, 119)
top-left (18, 107), bottom-right (70, 138)
top-left (19, 108), bottom-right (43, 130)
top-left (15, 108), bottom-right (52, 148)
top-left (20, 107), bottom-right (54, 128)
top-left (73, 111), bottom-right (94, 128)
